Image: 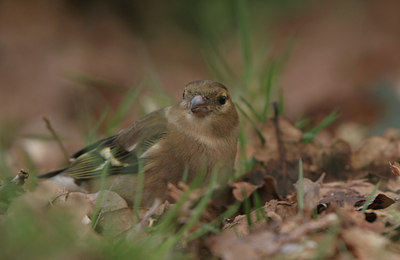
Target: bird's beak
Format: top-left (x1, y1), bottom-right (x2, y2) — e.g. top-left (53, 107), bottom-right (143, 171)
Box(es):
top-left (190, 95), bottom-right (209, 117)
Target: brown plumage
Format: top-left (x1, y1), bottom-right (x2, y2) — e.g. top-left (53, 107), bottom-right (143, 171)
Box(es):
top-left (39, 80), bottom-right (239, 205)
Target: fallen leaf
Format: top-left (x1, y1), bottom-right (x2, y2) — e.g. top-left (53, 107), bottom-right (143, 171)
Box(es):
top-left (96, 208), bottom-right (133, 237)
top-left (389, 161), bottom-right (400, 176)
top-left (86, 190), bottom-right (129, 213)
top-left (294, 176), bottom-right (323, 213)
top-left (231, 181), bottom-right (262, 202)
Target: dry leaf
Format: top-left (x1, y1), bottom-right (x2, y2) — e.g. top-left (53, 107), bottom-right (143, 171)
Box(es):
top-left (96, 208), bottom-right (133, 237)
top-left (231, 181), bottom-right (262, 201)
top-left (294, 177), bottom-right (322, 213)
top-left (389, 161), bottom-right (400, 176)
top-left (86, 190), bottom-right (128, 213)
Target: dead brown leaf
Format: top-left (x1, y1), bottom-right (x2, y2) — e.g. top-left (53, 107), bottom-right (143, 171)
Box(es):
top-left (231, 181), bottom-right (262, 202)
top-left (390, 161), bottom-right (400, 176)
top-left (86, 190), bottom-right (129, 214)
top-left (96, 208), bottom-right (133, 237)
top-left (352, 136), bottom-right (399, 170)
top-left (341, 227), bottom-right (395, 259)
top-left (209, 212), bottom-right (338, 260)
top-left (294, 176), bottom-right (323, 213)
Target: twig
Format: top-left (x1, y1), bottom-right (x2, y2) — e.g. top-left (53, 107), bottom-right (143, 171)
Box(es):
top-left (273, 102), bottom-right (288, 196)
top-left (11, 169), bottom-right (29, 186)
top-left (0, 170), bottom-right (29, 205)
top-left (136, 198), bottom-right (162, 231)
top-left (43, 116), bottom-right (69, 163)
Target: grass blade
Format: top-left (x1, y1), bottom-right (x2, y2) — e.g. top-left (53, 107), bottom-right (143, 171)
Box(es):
top-left (253, 191), bottom-right (268, 222)
top-left (156, 171), bottom-right (206, 234)
top-left (361, 181), bottom-right (381, 214)
top-left (185, 201), bottom-right (241, 242)
top-left (302, 109), bottom-right (339, 143)
top-left (295, 117), bottom-right (311, 130)
top-left (85, 107), bottom-right (109, 145)
top-left (202, 51), bottom-right (223, 82)
top-left (278, 89), bottom-right (285, 115)
top-left (62, 71), bottom-right (126, 93)
top-left (237, 124), bottom-right (254, 174)
top-left (105, 84), bottom-right (143, 135)
top-left (297, 158), bottom-right (304, 213)
top-left (133, 158), bottom-right (145, 221)
top-left (261, 62), bottom-right (275, 121)
top-left (90, 161), bottom-right (110, 229)
top-left (236, 103), bottom-right (265, 146)
top-left (312, 220), bottom-right (340, 259)
top-left (235, 0), bottom-right (251, 84)
top-left (155, 173), bottom-right (217, 255)
top-left (239, 96), bottom-right (263, 122)
top-left (43, 117), bottom-right (69, 163)
top-left (242, 189), bottom-right (252, 226)
top-left (202, 42), bottom-right (235, 85)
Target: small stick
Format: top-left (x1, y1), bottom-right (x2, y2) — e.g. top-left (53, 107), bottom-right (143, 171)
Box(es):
top-left (273, 102), bottom-right (288, 196)
top-left (136, 198), bottom-right (162, 231)
top-left (11, 169), bottom-right (29, 186)
top-left (43, 116), bottom-right (69, 163)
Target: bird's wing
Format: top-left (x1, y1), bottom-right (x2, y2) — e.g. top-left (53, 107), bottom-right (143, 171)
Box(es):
top-left (59, 108), bottom-right (169, 180)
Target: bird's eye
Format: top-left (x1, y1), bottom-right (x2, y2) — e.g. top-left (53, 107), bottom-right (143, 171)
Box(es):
top-left (218, 96), bottom-right (227, 105)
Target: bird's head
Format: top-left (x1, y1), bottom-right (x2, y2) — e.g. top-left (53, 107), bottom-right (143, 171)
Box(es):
top-left (169, 80), bottom-right (239, 139)
top-left (182, 80), bottom-right (237, 120)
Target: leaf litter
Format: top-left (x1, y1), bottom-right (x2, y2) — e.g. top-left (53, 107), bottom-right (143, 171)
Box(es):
top-left (2, 115), bottom-right (400, 259)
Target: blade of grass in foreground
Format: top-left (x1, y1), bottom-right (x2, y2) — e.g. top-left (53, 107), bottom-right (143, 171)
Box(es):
top-left (239, 96), bottom-right (263, 122)
top-left (297, 158), bottom-right (304, 213)
top-left (236, 102), bottom-right (265, 146)
top-left (237, 124), bottom-right (254, 174)
top-left (312, 220), bottom-right (340, 259)
top-left (43, 117), bottom-right (69, 163)
top-left (185, 201), bottom-right (241, 242)
top-left (295, 117), bottom-right (311, 130)
top-left (261, 62), bottom-right (276, 122)
top-left (133, 158), bottom-right (145, 222)
top-left (302, 109), bottom-right (339, 143)
top-left (105, 84), bottom-right (143, 135)
top-left (85, 107), bottom-right (109, 145)
top-left (278, 90), bottom-right (285, 115)
top-left (202, 43), bottom-right (235, 85)
top-left (62, 71), bottom-right (126, 93)
top-left (90, 162), bottom-right (110, 229)
top-left (155, 170), bottom-right (207, 235)
top-left (154, 173), bottom-right (217, 256)
top-left (361, 181), bottom-right (381, 214)
top-left (243, 189), bottom-right (252, 226)
top-left (253, 191), bottom-right (268, 222)
top-left (202, 52), bottom-right (223, 83)
top-left (147, 76), bottom-right (175, 106)
top-left (235, 0), bottom-right (252, 84)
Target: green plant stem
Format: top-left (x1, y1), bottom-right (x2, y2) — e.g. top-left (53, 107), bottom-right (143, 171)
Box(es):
top-left (297, 158), bottom-right (304, 213)
top-left (43, 117), bottom-right (69, 163)
top-left (361, 181), bottom-right (381, 214)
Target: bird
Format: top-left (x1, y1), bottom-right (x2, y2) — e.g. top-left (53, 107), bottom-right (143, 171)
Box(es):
top-left (39, 80), bottom-right (239, 206)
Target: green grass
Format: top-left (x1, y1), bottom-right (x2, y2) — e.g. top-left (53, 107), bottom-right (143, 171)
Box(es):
top-left (90, 162), bottom-right (111, 229)
top-left (253, 191), bottom-right (268, 222)
top-left (297, 158), bottom-right (304, 213)
top-left (236, 102), bottom-right (265, 146)
top-left (104, 84), bottom-right (143, 136)
top-left (301, 109), bottom-right (340, 143)
top-left (312, 219), bottom-right (341, 259)
top-left (361, 181), bottom-right (381, 214)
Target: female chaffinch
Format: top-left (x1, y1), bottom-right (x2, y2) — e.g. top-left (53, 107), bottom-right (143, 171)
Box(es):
top-left (39, 80), bottom-right (239, 205)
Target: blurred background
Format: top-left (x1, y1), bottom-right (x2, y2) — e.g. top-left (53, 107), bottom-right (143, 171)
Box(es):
top-left (1, 0), bottom-right (400, 175)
